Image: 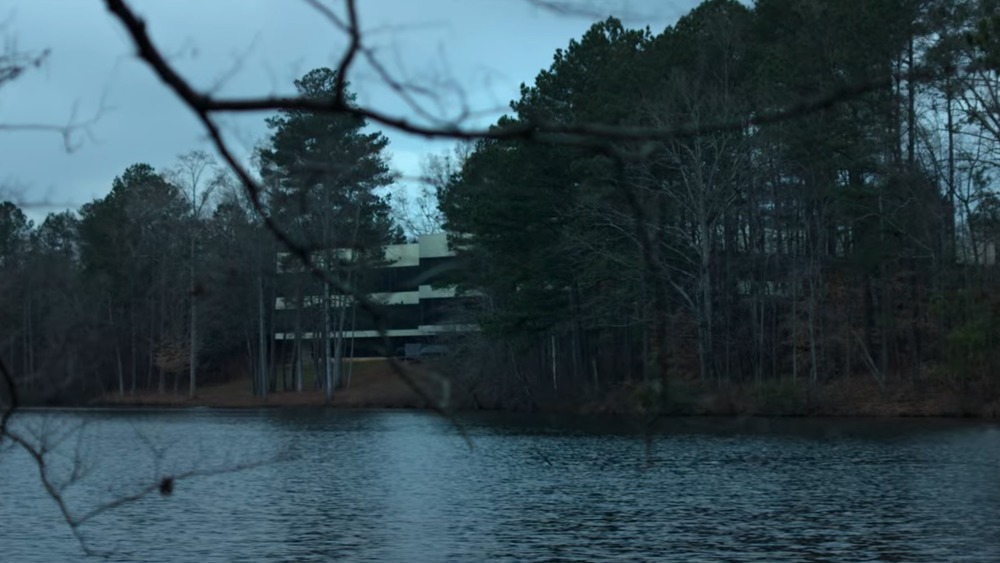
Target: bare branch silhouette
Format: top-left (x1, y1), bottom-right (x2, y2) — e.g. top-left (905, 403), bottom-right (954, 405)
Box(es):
top-left (105, 0), bottom-right (949, 148)
top-left (302, 0), bottom-right (472, 126)
top-left (104, 0), bottom-right (472, 448)
top-left (329, 0), bottom-right (359, 106)
top-left (5, 2), bottom-right (1000, 560)
top-left (0, 37), bottom-right (108, 151)
top-left (0, 357), bottom-right (18, 446)
top-left (0, 109), bottom-right (106, 153)
top-left (3, 422), bottom-right (287, 556)
top-left (99, 0), bottom-right (966, 451)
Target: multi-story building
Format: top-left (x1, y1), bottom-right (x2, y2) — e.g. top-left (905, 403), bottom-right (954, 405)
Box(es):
top-left (274, 233), bottom-right (476, 357)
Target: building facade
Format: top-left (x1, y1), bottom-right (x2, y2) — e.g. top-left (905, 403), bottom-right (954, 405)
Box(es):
top-left (274, 233), bottom-right (475, 357)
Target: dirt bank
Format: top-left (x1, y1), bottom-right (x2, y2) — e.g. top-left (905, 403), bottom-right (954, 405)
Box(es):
top-left (93, 360), bottom-right (1000, 419)
top-left (93, 359), bottom-right (451, 409)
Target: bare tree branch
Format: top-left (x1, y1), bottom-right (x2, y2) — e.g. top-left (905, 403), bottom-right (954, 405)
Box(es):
top-left (4, 421), bottom-right (287, 556)
top-left (0, 44), bottom-right (47, 87)
top-left (0, 108), bottom-right (105, 153)
top-left (1, 34), bottom-right (110, 151)
top-left (331, 0), bottom-right (360, 106)
top-left (0, 356), bottom-right (18, 445)
top-left (103, 0), bottom-right (951, 149)
top-left (302, 0), bottom-right (472, 127)
top-left (98, 0), bottom-right (977, 452)
top-left (104, 0), bottom-right (472, 448)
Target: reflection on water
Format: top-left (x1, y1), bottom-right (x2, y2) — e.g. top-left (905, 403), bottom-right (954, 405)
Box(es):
top-left (1, 410), bottom-right (998, 562)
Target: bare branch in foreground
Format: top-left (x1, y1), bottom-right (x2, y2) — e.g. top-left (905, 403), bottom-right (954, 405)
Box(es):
top-left (0, 357), bottom-right (18, 445)
top-left (99, 0), bottom-right (956, 449)
top-left (0, 41), bottom-right (109, 151)
top-left (104, 0), bottom-right (472, 448)
top-left (302, 0), bottom-right (474, 127)
top-left (0, 44), bottom-right (48, 87)
top-left (102, 0), bottom-right (953, 150)
top-left (0, 99), bottom-right (107, 153)
top-left (4, 420), bottom-right (289, 557)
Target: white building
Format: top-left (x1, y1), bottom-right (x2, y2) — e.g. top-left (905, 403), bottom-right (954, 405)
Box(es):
top-left (274, 233), bottom-right (476, 356)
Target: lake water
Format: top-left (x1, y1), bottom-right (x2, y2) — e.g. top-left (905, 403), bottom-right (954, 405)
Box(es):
top-left (1, 409), bottom-right (998, 562)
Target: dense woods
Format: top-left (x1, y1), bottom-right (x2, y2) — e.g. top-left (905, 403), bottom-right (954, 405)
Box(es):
top-left (2, 0), bottom-right (1000, 414)
top-left (437, 0), bottom-right (1000, 412)
top-left (0, 68), bottom-right (400, 403)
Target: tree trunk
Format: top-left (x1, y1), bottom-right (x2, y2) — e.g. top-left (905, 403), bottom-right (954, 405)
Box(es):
top-left (698, 218), bottom-right (714, 382)
top-left (333, 293), bottom-right (349, 390)
top-left (294, 284), bottom-right (303, 392)
top-left (323, 280), bottom-right (333, 403)
top-left (115, 331), bottom-right (125, 397)
top-left (346, 301), bottom-right (358, 389)
top-left (792, 263), bottom-right (799, 384)
top-left (132, 307), bottom-right (142, 394)
top-left (550, 333), bottom-right (558, 394)
top-left (257, 269), bottom-right (268, 399)
top-left (906, 34), bottom-right (916, 166)
top-left (189, 232), bottom-right (197, 397)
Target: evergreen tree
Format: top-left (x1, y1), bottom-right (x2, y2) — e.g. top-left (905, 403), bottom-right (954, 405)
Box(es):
top-left (258, 67), bottom-right (401, 399)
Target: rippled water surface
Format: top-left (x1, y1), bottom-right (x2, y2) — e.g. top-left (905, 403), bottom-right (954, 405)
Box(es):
top-left (1, 409), bottom-right (999, 562)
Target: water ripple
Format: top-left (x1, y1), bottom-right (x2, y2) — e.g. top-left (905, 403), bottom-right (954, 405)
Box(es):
top-left (1, 411), bottom-right (998, 562)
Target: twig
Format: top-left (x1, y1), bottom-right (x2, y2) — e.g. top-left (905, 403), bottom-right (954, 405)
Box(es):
top-left (5, 422), bottom-right (288, 556)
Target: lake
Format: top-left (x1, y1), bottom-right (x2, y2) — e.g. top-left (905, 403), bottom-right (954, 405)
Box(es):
top-left (1, 409), bottom-right (999, 562)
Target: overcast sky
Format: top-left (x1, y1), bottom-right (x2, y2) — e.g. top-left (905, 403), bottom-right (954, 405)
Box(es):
top-left (1, 0), bottom-right (700, 218)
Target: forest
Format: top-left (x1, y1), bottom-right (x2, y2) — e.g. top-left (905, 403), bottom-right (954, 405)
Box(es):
top-left (2, 0), bottom-right (1000, 415)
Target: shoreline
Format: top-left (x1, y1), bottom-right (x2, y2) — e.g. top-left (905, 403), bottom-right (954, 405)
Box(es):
top-left (76, 401), bottom-right (1000, 420)
top-left (84, 385), bottom-right (1000, 421)
top-left (55, 360), bottom-right (998, 420)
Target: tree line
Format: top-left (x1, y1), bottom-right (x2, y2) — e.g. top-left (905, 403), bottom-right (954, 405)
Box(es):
top-left (0, 68), bottom-right (401, 403)
top-left (4, 0), bottom-right (1000, 413)
top-left (435, 0), bottom-right (1000, 411)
